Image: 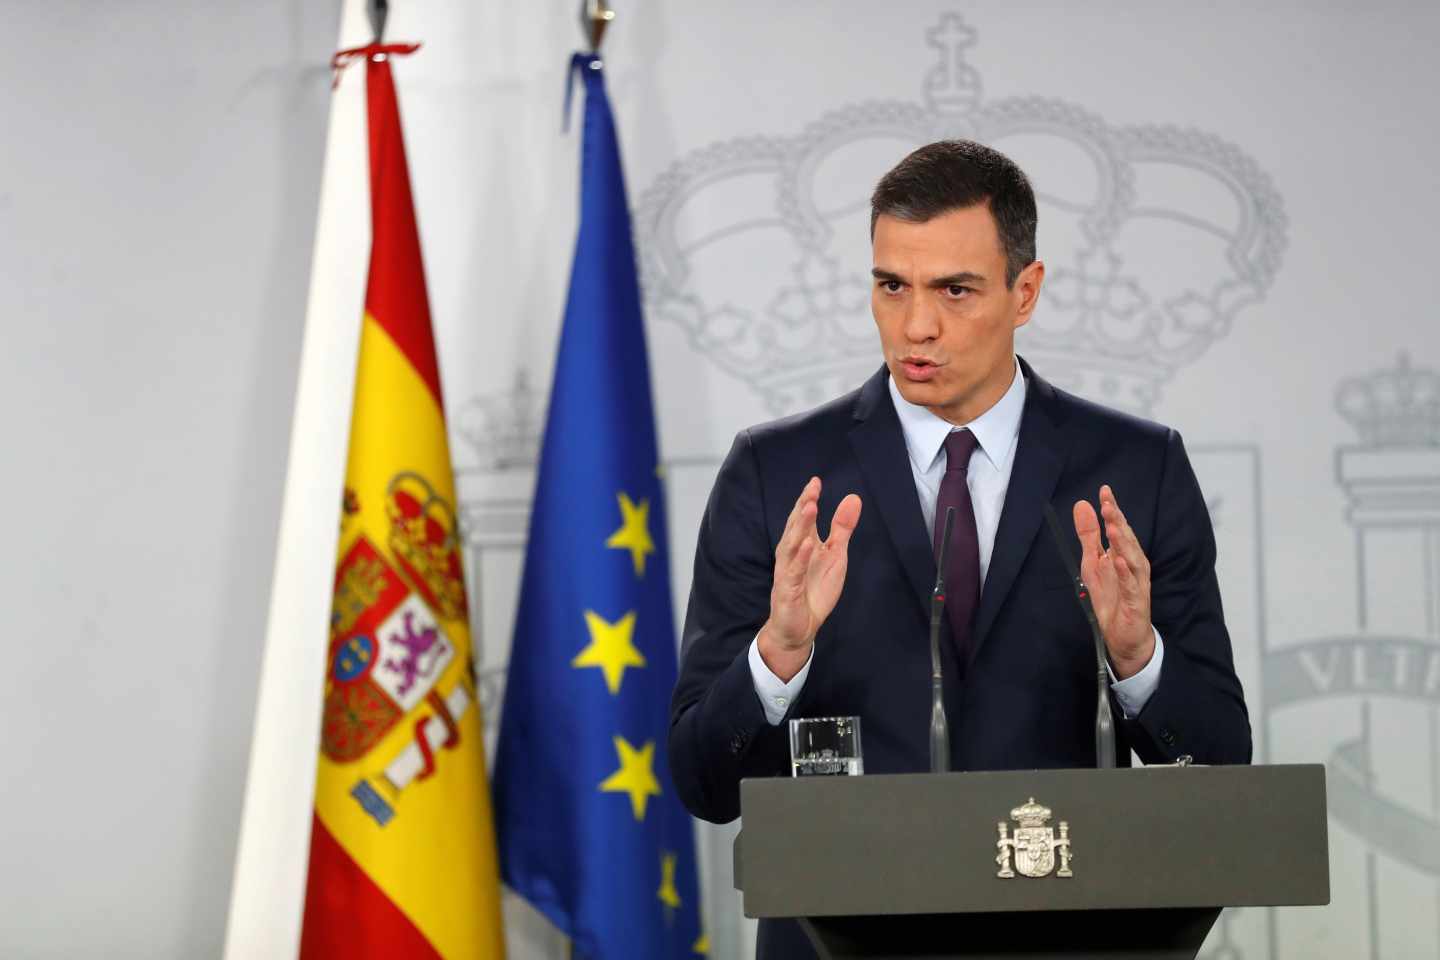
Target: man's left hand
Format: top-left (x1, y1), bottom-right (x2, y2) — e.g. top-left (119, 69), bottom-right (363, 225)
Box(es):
top-left (1072, 485), bottom-right (1154, 680)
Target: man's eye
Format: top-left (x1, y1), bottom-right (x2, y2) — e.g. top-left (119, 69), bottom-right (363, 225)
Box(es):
top-left (880, 280), bottom-right (903, 293)
top-left (946, 285), bottom-right (971, 298)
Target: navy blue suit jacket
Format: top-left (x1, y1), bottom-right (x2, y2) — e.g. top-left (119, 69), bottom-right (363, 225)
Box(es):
top-left (668, 360), bottom-right (1250, 957)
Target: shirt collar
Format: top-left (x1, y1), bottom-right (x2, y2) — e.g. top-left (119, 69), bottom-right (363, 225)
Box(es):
top-left (886, 358), bottom-right (1028, 473)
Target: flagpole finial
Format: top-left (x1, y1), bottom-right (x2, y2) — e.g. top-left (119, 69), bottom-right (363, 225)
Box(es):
top-left (368, 0), bottom-right (389, 45)
top-left (582, 0), bottom-right (615, 53)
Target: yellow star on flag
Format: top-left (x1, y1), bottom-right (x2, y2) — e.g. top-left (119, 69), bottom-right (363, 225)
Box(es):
top-left (598, 736), bottom-right (661, 821)
top-left (693, 932), bottom-right (710, 955)
top-left (605, 491), bottom-right (656, 577)
top-left (572, 609), bottom-right (646, 695)
top-left (658, 851), bottom-right (682, 910)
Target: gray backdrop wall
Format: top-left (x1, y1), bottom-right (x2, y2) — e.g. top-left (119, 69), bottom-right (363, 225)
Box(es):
top-left (1, 2), bottom-right (337, 957)
top-left (6, 2), bottom-right (1440, 958)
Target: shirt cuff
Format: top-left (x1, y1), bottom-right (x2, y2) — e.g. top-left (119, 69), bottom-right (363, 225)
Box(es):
top-left (748, 635), bottom-right (815, 725)
top-left (1107, 627), bottom-right (1164, 719)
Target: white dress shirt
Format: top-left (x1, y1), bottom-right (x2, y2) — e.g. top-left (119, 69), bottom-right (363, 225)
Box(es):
top-left (748, 359), bottom-right (1164, 725)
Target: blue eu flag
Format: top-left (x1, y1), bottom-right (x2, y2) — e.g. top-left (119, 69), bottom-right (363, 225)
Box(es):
top-left (493, 53), bottom-right (704, 959)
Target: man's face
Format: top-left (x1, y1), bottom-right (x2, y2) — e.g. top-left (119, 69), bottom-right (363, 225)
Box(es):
top-left (871, 203), bottom-right (1043, 424)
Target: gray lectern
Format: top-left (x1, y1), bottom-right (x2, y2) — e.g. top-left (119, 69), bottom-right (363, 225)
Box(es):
top-left (734, 765), bottom-right (1329, 960)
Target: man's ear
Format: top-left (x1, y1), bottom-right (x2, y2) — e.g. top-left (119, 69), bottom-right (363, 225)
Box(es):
top-left (1012, 259), bottom-right (1045, 329)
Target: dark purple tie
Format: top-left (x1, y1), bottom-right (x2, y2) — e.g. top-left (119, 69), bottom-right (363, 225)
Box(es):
top-left (935, 429), bottom-right (981, 665)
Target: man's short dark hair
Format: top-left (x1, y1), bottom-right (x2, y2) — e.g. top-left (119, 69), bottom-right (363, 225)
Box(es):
top-left (869, 140), bottom-right (1037, 287)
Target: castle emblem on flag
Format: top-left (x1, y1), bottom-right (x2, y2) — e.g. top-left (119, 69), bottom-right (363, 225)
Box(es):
top-left (996, 797), bottom-right (1073, 879)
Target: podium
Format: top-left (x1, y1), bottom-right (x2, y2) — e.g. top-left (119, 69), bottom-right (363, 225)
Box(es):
top-left (734, 765), bottom-right (1329, 960)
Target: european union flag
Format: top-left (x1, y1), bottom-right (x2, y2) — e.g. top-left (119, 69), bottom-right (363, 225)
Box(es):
top-left (492, 53), bottom-right (704, 959)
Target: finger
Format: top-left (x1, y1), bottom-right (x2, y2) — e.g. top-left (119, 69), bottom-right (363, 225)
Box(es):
top-left (796, 486), bottom-right (820, 546)
top-left (823, 494), bottom-right (863, 551)
top-left (780, 536), bottom-right (816, 592)
top-left (1099, 486), bottom-right (1124, 542)
top-left (1100, 485), bottom-right (1126, 526)
top-left (781, 477), bottom-right (820, 539)
top-left (1099, 486), bottom-right (1132, 545)
top-left (1072, 499), bottom-right (1103, 561)
top-left (1100, 487), bottom-right (1149, 578)
top-left (1106, 522), bottom-right (1149, 586)
top-left (1101, 507), bottom-right (1136, 561)
top-left (787, 498), bottom-right (819, 554)
top-left (1113, 551), bottom-right (1143, 607)
top-left (1100, 485), bottom-right (1138, 544)
top-left (777, 477), bottom-right (820, 562)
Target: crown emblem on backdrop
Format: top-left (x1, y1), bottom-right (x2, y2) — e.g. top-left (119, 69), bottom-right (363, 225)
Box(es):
top-left (1336, 353), bottom-right (1440, 447)
top-left (634, 13), bottom-right (1288, 416)
top-left (457, 370), bottom-right (543, 470)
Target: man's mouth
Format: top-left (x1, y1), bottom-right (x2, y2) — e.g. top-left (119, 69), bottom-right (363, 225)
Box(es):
top-left (898, 356), bottom-right (942, 382)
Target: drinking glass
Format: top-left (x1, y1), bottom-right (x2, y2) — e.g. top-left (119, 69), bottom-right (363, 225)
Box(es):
top-left (788, 715), bottom-right (863, 776)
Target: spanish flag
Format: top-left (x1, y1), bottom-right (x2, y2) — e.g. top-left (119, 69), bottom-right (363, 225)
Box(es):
top-left (299, 46), bottom-right (505, 960)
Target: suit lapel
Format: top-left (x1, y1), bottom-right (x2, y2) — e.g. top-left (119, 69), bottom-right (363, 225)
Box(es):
top-left (847, 368), bottom-right (935, 617)
top-left (972, 360), bottom-right (1069, 654)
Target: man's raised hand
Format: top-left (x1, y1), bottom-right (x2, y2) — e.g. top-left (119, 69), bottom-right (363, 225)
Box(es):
top-left (1072, 484), bottom-right (1154, 679)
top-left (757, 477), bottom-right (863, 682)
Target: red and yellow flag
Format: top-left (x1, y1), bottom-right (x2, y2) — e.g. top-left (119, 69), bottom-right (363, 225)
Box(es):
top-left (300, 47), bottom-right (505, 960)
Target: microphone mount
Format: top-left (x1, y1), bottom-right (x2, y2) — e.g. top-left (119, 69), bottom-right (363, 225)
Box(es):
top-left (929, 507), bottom-right (956, 774)
top-left (1044, 504), bottom-right (1117, 769)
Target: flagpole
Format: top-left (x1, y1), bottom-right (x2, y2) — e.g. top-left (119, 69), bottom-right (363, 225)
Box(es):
top-left (582, 0), bottom-right (614, 52)
top-left (368, 0), bottom-right (388, 43)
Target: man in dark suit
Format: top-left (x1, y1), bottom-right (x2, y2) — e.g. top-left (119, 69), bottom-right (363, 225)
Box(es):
top-left (668, 140), bottom-right (1251, 957)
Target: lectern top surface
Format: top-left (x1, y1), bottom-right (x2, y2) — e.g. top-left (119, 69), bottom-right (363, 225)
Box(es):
top-left (735, 764), bottom-right (1329, 918)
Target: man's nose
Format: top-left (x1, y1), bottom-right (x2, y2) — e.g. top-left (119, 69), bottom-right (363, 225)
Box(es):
top-left (903, 295), bottom-right (940, 343)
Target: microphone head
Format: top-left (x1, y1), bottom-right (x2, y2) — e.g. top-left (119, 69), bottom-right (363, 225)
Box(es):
top-left (933, 506), bottom-right (957, 593)
top-left (933, 506), bottom-right (956, 595)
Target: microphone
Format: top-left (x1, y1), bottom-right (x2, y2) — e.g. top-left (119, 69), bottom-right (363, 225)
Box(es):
top-left (1043, 504), bottom-right (1117, 769)
top-left (929, 506), bottom-right (956, 774)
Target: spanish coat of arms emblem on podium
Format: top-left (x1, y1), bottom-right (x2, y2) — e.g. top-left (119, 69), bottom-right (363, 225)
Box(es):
top-left (997, 797), bottom-right (1074, 879)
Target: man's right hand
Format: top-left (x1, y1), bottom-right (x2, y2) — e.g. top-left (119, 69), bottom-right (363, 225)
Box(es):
top-left (756, 477), bottom-right (863, 681)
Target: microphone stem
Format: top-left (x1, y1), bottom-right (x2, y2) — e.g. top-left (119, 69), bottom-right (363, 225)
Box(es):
top-left (1043, 505), bottom-right (1118, 770)
top-left (929, 604), bottom-right (949, 774)
top-left (1082, 598), bottom-right (1117, 769)
top-left (929, 507), bottom-right (956, 775)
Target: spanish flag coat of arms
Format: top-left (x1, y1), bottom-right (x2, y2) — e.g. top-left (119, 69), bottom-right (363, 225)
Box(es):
top-left (300, 47), bottom-right (505, 960)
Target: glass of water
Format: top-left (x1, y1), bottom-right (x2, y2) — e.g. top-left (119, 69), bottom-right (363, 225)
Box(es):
top-left (789, 716), bottom-right (863, 776)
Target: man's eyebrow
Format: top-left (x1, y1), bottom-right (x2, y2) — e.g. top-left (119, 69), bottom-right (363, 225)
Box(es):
top-left (927, 271), bottom-right (987, 288)
top-left (870, 268), bottom-right (990, 287)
